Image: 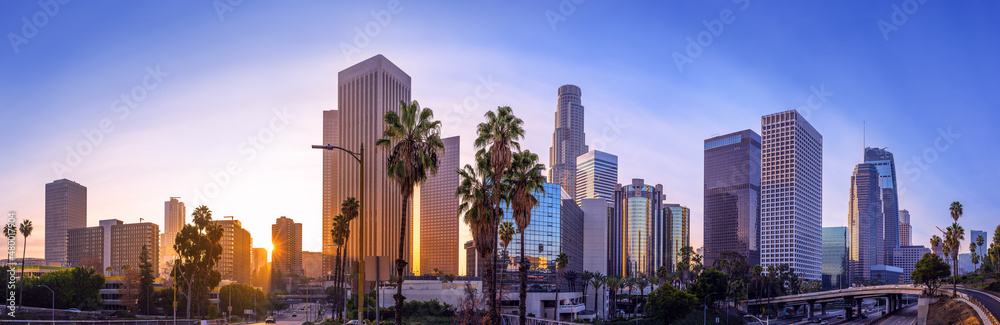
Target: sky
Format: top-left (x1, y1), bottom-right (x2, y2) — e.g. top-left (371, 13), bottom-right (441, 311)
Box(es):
top-left (2, 1), bottom-right (999, 275)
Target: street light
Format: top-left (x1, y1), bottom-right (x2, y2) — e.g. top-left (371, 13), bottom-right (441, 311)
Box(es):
top-left (312, 143), bottom-right (365, 325)
top-left (38, 285), bottom-right (54, 324)
top-left (704, 292), bottom-right (716, 325)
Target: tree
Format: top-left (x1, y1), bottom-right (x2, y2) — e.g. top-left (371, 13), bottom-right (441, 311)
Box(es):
top-left (580, 271), bottom-right (594, 307)
top-left (335, 197), bottom-right (359, 318)
top-left (17, 219), bottom-right (32, 308)
top-left (676, 246), bottom-right (695, 288)
top-left (172, 205), bottom-right (224, 318)
top-left (945, 201), bottom-right (964, 296)
top-left (565, 270), bottom-right (579, 292)
top-left (138, 245), bottom-right (155, 315)
top-left (376, 99), bottom-right (444, 325)
top-left (21, 266), bottom-right (104, 310)
top-left (605, 276), bottom-right (622, 319)
top-left (714, 251), bottom-right (748, 305)
top-left (219, 283), bottom-right (267, 320)
top-left (646, 283), bottom-right (696, 324)
top-left (457, 153), bottom-right (501, 322)
top-left (553, 252), bottom-right (568, 321)
top-left (119, 264), bottom-right (140, 313)
top-left (498, 221), bottom-right (515, 302)
top-left (912, 252), bottom-right (950, 296)
top-left (636, 278), bottom-right (649, 313)
top-left (504, 149), bottom-right (545, 325)
top-left (971, 242), bottom-right (981, 276)
top-left (688, 267), bottom-right (728, 307)
top-left (977, 234), bottom-right (986, 273)
top-left (475, 105), bottom-right (525, 324)
top-left (588, 273), bottom-right (605, 315)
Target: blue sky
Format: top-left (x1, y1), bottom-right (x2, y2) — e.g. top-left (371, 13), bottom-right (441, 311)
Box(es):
top-left (2, 1), bottom-right (998, 273)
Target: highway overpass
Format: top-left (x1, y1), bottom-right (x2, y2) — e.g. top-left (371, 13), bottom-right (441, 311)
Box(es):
top-left (745, 284), bottom-right (925, 320)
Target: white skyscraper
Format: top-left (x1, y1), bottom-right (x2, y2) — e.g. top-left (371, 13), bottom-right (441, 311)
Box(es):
top-left (575, 150), bottom-right (618, 206)
top-left (760, 110), bottom-right (823, 280)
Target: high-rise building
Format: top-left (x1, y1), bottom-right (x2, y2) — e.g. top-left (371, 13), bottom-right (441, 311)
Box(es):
top-left (893, 245), bottom-right (930, 283)
top-left (213, 219), bottom-right (252, 284)
top-left (972, 230), bottom-right (988, 259)
top-left (822, 227), bottom-right (848, 290)
top-left (865, 147), bottom-right (900, 266)
top-left (581, 198), bottom-right (610, 276)
top-left (575, 150), bottom-right (618, 206)
top-left (45, 179), bottom-right (87, 266)
top-left (322, 109), bottom-right (340, 277)
top-left (760, 110), bottom-right (823, 280)
top-left (252, 248), bottom-right (268, 273)
top-left (161, 197), bottom-right (186, 268)
top-left (959, 253), bottom-right (974, 275)
top-left (848, 163), bottom-right (884, 283)
top-left (549, 84), bottom-right (588, 200)
top-left (302, 251), bottom-right (324, 280)
top-left (665, 204), bottom-right (691, 272)
top-left (331, 55), bottom-right (412, 274)
top-left (67, 226), bottom-right (104, 270)
top-left (464, 240), bottom-right (484, 277)
top-left (416, 135), bottom-right (460, 276)
top-left (898, 210), bottom-right (912, 247)
top-left (500, 183), bottom-right (584, 274)
top-left (703, 130), bottom-right (762, 268)
top-left (110, 222), bottom-right (160, 277)
top-left (272, 216), bottom-right (303, 276)
top-left (610, 179), bottom-right (667, 277)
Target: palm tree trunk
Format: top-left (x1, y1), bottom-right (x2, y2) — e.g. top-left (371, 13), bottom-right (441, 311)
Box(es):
top-left (519, 231), bottom-right (527, 325)
top-left (334, 246), bottom-right (343, 317)
top-left (394, 195), bottom-right (410, 325)
top-left (19, 234), bottom-right (27, 307)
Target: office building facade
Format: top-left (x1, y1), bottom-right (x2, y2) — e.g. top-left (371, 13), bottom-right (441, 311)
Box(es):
top-left (500, 183), bottom-right (584, 274)
top-left (760, 110), bottom-right (824, 280)
top-left (581, 198), bottom-right (610, 276)
top-left (272, 216), bottom-right (303, 276)
top-left (549, 84), bottom-right (588, 201)
top-left (703, 129), bottom-right (762, 268)
top-left (899, 210), bottom-right (912, 247)
top-left (45, 179), bottom-right (87, 266)
top-left (575, 150), bottom-right (618, 206)
top-left (322, 109), bottom-right (340, 277)
top-left (67, 226), bottom-right (105, 270)
top-left (848, 163), bottom-right (884, 283)
top-left (161, 197), bottom-right (185, 268)
top-left (331, 55), bottom-right (412, 273)
top-left (972, 230), bottom-right (988, 262)
top-left (464, 240), bottom-right (485, 278)
top-left (611, 179), bottom-right (667, 277)
top-left (665, 204), bottom-right (691, 272)
top-left (416, 135), bottom-right (460, 276)
top-left (893, 245), bottom-right (931, 283)
top-left (865, 147), bottom-right (900, 266)
top-left (302, 251), bottom-right (324, 280)
top-left (110, 222), bottom-right (160, 277)
top-left (252, 248), bottom-right (268, 273)
top-left (822, 227), bottom-right (849, 290)
top-left (213, 219), bottom-right (252, 284)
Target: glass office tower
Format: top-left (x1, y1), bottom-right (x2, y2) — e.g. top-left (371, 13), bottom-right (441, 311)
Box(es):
top-left (865, 147), bottom-right (899, 266)
top-left (823, 227), bottom-right (849, 290)
top-left (500, 183), bottom-right (584, 274)
top-left (611, 179), bottom-right (667, 277)
top-left (848, 163), bottom-right (884, 283)
top-left (703, 129), bottom-right (761, 268)
top-left (665, 204), bottom-right (691, 272)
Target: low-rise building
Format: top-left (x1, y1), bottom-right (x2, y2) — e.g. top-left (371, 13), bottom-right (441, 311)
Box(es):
top-left (893, 245), bottom-right (931, 283)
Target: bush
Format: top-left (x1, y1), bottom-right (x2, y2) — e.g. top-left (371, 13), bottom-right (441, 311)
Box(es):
top-left (986, 280), bottom-right (1000, 292)
top-left (112, 310), bottom-right (135, 318)
top-left (646, 283), bottom-right (697, 323)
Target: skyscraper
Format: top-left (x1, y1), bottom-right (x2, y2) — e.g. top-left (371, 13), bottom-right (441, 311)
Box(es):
top-left (252, 247), bottom-right (268, 273)
top-left (464, 240), bottom-right (484, 277)
top-left (865, 147), bottom-right (899, 266)
top-left (575, 150), bottom-right (618, 206)
top-left (703, 129), bottom-right (761, 268)
top-left (664, 204), bottom-right (691, 272)
top-left (893, 245), bottom-right (931, 283)
top-left (110, 222), bottom-right (160, 277)
top-left (848, 163), bottom-right (884, 283)
top-left (331, 54), bottom-right (412, 272)
top-left (213, 219), bottom-right (252, 284)
top-left (416, 135), bottom-right (460, 276)
top-left (611, 179), bottom-right (667, 277)
top-left (272, 216), bottom-right (303, 276)
top-left (162, 197), bottom-right (185, 268)
top-left (760, 110), bottom-right (823, 280)
top-left (45, 179), bottom-right (87, 266)
top-left (500, 183), bottom-right (584, 274)
top-left (822, 227), bottom-right (848, 290)
top-left (972, 230), bottom-right (987, 271)
top-left (898, 210), bottom-right (912, 247)
top-left (322, 109), bottom-right (340, 277)
top-left (549, 84), bottom-right (588, 200)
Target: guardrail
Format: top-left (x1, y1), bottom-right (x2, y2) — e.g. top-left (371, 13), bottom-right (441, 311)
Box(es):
top-left (956, 291), bottom-right (999, 325)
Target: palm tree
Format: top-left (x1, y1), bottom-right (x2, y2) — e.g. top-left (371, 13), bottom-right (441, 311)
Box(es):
top-left (330, 214), bottom-right (348, 316)
top-left (376, 100), bottom-right (444, 325)
top-left (946, 201), bottom-right (964, 297)
top-left (504, 149), bottom-right (544, 325)
top-left (553, 252), bottom-right (569, 321)
top-left (605, 276), bottom-right (622, 319)
top-left (589, 273), bottom-right (605, 316)
top-left (580, 271), bottom-right (594, 307)
top-left (499, 221), bottom-right (515, 302)
top-left (457, 153), bottom-right (500, 320)
top-left (106, 266), bottom-right (114, 277)
top-left (978, 234), bottom-right (986, 273)
top-left (636, 278), bottom-right (649, 315)
top-left (656, 266), bottom-right (669, 286)
top-left (622, 277), bottom-right (635, 319)
top-left (17, 219), bottom-right (32, 307)
top-left (971, 242), bottom-right (981, 275)
top-left (931, 235), bottom-right (942, 253)
top-left (336, 197), bottom-right (359, 317)
top-left (475, 106), bottom-right (525, 323)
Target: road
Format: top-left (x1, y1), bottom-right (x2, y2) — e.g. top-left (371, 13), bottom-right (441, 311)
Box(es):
top-left (870, 304), bottom-right (918, 325)
top-left (248, 302), bottom-right (323, 325)
top-left (960, 288), bottom-right (1000, 321)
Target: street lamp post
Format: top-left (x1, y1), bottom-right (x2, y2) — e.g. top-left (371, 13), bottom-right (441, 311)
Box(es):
top-left (38, 285), bottom-right (54, 324)
top-left (705, 292), bottom-right (716, 325)
top-left (312, 143), bottom-right (364, 325)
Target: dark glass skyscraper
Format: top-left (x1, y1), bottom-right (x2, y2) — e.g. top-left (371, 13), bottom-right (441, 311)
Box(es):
top-left (703, 129), bottom-right (761, 268)
top-left (822, 227), bottom-right (848, 290)
top-left (848, 163), bottom-right (883, 283)
top-left (865, 147), bottom-right (899, 266)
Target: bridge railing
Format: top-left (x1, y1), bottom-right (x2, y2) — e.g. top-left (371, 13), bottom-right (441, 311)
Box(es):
top-left (956, 291), bottom-right (999, 325)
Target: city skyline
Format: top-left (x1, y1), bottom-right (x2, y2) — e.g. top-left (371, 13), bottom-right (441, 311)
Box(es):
top-left (3, 2), bottom-right (999, 273)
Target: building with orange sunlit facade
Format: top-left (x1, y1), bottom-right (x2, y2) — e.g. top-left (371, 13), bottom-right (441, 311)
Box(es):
top-left (415, 135), bottom-right (460, 276)
top-left (272, 216), bottom-right (303, 276)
